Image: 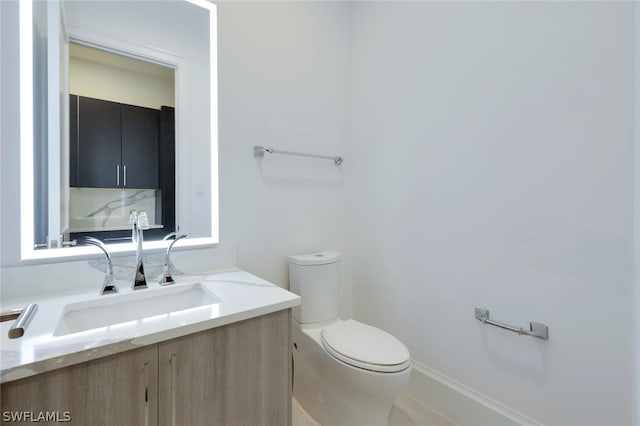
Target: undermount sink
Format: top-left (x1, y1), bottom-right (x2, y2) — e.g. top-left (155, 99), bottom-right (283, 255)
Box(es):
top-left (53, 283), bottom-right (222, 337)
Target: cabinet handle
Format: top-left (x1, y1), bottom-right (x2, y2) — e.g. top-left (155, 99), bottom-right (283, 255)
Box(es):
top-left (170, 353), bottom-right (176, 426)
top-left (117, 165), bottom-right (120, 186)
top-left (143, 361), bottom-right (149, 426)
top-left (124, 165), bottom-right (127, 187)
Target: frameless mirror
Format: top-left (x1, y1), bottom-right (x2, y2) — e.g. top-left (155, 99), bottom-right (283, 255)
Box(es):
top-left (19, 0), bottom-right (219, 261)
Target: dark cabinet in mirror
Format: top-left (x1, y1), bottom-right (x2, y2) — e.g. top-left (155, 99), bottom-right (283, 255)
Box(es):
top-left (68, 95), bottom-right (175, 243)
top-left (70, 95), bottom-right (161, 189)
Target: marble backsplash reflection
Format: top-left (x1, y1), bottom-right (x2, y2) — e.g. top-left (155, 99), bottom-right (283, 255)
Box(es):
top-left (69, 188), bottom-right (159, 232)
top-left (89, 253), bottom-right (183, 284)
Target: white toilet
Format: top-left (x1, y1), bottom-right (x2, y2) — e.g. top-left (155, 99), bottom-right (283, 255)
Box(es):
top-left (290, 251), bottom-right (411, 426)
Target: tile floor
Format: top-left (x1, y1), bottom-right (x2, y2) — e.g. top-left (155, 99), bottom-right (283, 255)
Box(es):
top-left (292, 393), bottom-right (454, 426)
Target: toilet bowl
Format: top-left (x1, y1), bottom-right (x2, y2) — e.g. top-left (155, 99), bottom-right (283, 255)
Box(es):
top-left (289, 251), bottom-right (411, 426)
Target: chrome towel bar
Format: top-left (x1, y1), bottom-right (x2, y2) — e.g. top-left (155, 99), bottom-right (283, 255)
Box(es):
top-left (253, 145), bottom-right (343, 165)
top-left (475, 307), bottom-right (548, 340)
top-left (8, 303), bottom-right (38, 339)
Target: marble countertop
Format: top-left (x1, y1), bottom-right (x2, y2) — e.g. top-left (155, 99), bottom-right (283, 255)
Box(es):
top-left (0, 269), bottom-right (300, 383)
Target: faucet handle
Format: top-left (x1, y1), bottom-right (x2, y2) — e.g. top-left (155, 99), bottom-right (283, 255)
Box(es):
top-left (160, 234), bottom-right (188, 285)
top-left (162, 231), bottom-right (178, 241)
top-left (81, 237), bottom-right (117, 295)
top-left (163, 232), bottom-right (187, 244)
top-left (82, 237), bottom-right (111, 267)
top-left (83, 235), bottom-right (106, 248)
top-left (167, 234), bottom-right (188, 252)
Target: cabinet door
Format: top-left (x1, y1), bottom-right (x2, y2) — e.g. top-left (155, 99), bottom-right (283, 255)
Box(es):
top-left (0, 346), bottom-right (158, 426)
top-left (77, 97), bottom-right (122, 188)
top-left (122, 104), bottom-right (159, 189)
top-left (158, 310), bottom-right (292, 426)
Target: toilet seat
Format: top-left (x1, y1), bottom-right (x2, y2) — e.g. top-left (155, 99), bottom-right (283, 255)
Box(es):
top-left (320, 319), bottom-right (411, 373)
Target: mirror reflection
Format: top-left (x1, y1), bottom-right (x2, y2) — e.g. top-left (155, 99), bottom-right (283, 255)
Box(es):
top-left (27, 0), bottom-right (218, 256)
top-left (66, 43), bottom-right (176, 244)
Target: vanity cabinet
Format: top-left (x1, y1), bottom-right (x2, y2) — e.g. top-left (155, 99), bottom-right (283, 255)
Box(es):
top-left (0, 345), bottom-right (158, 425)
top-left (158, 309), bottom-right (291, 426)
top-left (0, 310), bottom-right (291, 426)
top-left (70, 95), bottom-right (159, 189)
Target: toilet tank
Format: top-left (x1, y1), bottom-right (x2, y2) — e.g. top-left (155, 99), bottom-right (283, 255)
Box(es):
top-left (289, 251), bottom-right (341, 324)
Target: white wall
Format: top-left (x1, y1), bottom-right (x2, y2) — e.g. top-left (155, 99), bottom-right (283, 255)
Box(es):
top-left (216, 2), bottom-right (353, 315)
top-left (349, 2), bottom-right (633, 425)
top-left (70, 56), bottom-right (174, 109)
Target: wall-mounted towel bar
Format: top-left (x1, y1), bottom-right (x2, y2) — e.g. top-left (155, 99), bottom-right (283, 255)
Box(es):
top-left (475, 307), bottom-right (548, 340)
top-left (253, 145), bottom-right (344, 165)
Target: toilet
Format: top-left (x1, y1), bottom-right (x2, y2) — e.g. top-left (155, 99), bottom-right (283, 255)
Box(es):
top-left (290, 251), bottom-right (411, 426)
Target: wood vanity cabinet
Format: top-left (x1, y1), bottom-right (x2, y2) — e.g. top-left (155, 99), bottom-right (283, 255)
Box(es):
top-left (70, 95), bottom-right (159, 189)
top-left (0, 345), bottom-right (158, 425)
top-left (0, 310), bottom-right (292, 426)
top-left (158, 309), bottom-right (291, 426)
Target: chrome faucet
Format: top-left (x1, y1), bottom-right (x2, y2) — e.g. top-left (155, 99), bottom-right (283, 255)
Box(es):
top-left (129, 210), bottom-right (150, 290)
top-left (159, 232), bottom-right (187, 285)
top-left (82, 237), bottom-right (117, 295)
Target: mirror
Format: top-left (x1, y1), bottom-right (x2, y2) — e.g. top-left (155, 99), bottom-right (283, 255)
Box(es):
top-left (19, 0), bottom-right (219, 261)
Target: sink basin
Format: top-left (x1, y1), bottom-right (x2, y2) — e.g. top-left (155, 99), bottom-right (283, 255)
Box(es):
top-left (53, 283), bottom-right (221, 336)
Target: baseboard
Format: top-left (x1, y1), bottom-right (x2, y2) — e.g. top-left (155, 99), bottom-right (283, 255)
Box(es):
top-left (404, 360), bottom-right (543, 426)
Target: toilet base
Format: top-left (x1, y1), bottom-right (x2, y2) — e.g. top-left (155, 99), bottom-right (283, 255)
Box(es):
top-left (292, 320), bottom-right (411, 426)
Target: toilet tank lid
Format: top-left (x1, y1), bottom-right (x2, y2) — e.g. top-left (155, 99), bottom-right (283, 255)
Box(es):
top-left (289, 251), bottom-right (341, 266)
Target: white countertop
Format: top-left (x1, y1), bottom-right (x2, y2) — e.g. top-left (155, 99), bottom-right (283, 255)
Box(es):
top-left (0, 269), bottom-right (300, 383)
